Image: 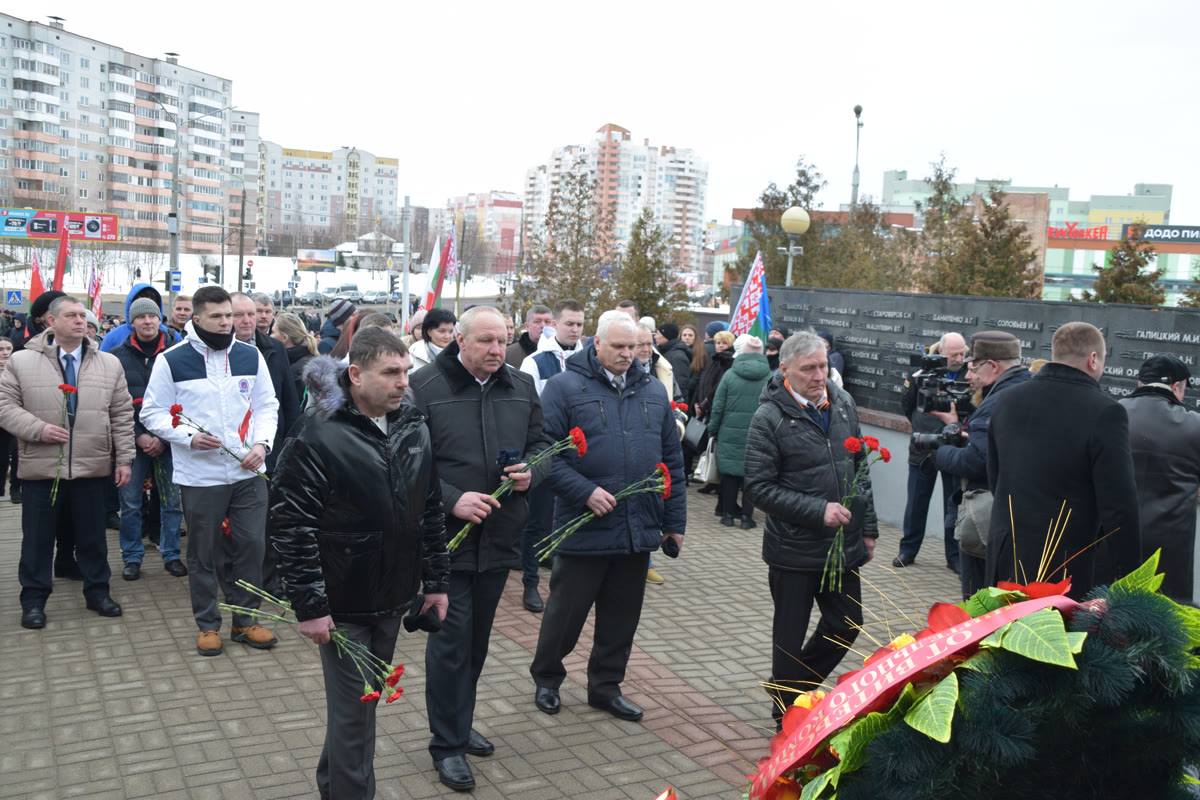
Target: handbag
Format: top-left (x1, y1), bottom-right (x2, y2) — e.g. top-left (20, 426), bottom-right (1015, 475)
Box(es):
top-left (693, 438), bottom-right (720, 484)
top-left (954, 486), bottom-right (993, 559)
top-left (683, 416), bottom-right (708, 451)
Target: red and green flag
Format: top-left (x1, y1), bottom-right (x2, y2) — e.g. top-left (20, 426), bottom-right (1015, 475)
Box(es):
top-left (52, 225), bottom-right (71, 291)
top-left (421, 228), bottom-right (456, 311)
top-left (728, 251), bottom-right (772, 344)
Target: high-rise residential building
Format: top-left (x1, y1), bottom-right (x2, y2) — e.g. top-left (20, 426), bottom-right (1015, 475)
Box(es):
top-left (0, 14), bottom-right (244, 253)
top-left (448, 191), bottom-right (522, 275)
top-left (523, 123), bottom-right (708, 270)
top-left (229, 110), bottom-right (259, 254)
top-left (256, 142), bottom-right (399, 254)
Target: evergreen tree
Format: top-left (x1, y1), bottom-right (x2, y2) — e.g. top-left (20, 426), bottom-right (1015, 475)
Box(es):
top-left (734, 156), bottom-right (827, 286)
top-left (954, 186), bottom-right (1042, 298)
top-left (505, 157), bottom-right (615, 324)
top-left (1078, 230), bottom-right (1164, 305)
top-left (816, 198), bottom-right (912, 291)
top-left (613, 207), bottom-right (689, 324)
top-left (1176, 256), bottom-right (1200, 308)
top-left (911, 156), bottom-right (976, 295)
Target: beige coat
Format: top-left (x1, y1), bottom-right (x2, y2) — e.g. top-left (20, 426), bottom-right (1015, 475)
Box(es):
top-left (0, 330), bottom-right (136, 480)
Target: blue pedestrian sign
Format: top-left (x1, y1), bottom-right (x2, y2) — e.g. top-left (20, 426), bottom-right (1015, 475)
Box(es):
top-left (170, 271), bottom-right (182, 292)
top-left (6, 291), bottom-right (21, 306)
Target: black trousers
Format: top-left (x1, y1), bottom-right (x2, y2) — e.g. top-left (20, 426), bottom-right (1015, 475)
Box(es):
top-left (960, 553), bottom-right (987, 601)
top-left (0, 427), bottom-right (18, 493)
top-left (19, 477), bottom-right (111, 609)
top-left (767, 565), bottom-right (862, 726)
top-left (530, 551), bottom-right (649, 701)
top-left (720, 474), bottom-right (754, 520)
top-left (425, 568), bottom-right (508, 760)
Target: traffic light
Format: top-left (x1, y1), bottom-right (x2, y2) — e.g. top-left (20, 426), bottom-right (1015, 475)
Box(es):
top-left (389, 273), bottom-right (398, 293)
top-left (244, 268), bottom-right (253, 282)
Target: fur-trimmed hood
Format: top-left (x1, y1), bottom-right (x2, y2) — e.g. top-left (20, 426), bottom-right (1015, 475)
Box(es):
top-left (302, 355), bottom-right (348, 420)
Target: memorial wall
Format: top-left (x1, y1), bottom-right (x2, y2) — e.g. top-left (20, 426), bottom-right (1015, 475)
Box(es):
top-left (733, 285), bottom-right (1200, 416)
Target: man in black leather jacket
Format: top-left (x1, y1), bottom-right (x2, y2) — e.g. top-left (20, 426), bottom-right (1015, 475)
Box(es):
top-left (745, 331), bottom-right (878, 729)
top-left (270, 328), bottom-right (449, 800)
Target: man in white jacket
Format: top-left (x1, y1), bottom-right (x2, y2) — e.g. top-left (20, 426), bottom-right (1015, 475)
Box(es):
top-left (142, 285), bottom-right (281, 657)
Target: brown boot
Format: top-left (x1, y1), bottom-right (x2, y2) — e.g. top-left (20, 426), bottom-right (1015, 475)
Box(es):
top-left (231, 624), bottom-right (278, 649)
top-left (197, 630), bottom-right (223, 656)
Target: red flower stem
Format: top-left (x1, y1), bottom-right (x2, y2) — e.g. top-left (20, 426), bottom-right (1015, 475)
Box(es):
top-left (176, 412), bottom-right (270, 481)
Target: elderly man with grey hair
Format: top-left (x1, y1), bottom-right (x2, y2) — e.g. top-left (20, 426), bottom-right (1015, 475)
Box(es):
top-left (410, 305), bottom-right (551, 791)
top-left (250, 292), bottom-right (276, 336)
top-left (744, 330), bottom-right (878, 729)
top-left (530, 310), bottom-right (686, 723)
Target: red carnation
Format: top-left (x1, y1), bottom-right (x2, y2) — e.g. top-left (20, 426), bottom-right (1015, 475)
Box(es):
top-left (880, 447), bottom-right (892, 463)
top-left (844, 437), bottom-right (862, 454)
top-left (132, 397), bottom-right (143, 405)
top-left (656, 463), bottom-right (671, 500)
top-left (360, 691), bottom-right (381, 703)
top-left (221, 518), bottom-right (231, 537)
top-left (58, 384), bottom-right (77, 394)
top-left (391, 664), bottom-right (405, 678)
top-left (863, 435), bottom-right (880, 451)
top-left (171, 416), bottom-right (181, 428)
top-left (676, 402), bottom-right (688, 413)
top-left (386, 688), bottom-right (404, 703)
top-left (385, 673), bottom-right (401, 688)
top-left (570, 427), bottom-right (587, 457)
top-left (170, 404), bottom-right (183, 415)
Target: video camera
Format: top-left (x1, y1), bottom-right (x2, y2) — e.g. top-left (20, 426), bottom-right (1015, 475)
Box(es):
top-left (909, 353), bottom-right (971, 414)
top-left (911, 421), bottom-right (967, 452)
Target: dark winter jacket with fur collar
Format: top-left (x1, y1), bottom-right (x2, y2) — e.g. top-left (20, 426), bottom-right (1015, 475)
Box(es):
top-left (268, 356), bottom-right (449, 622)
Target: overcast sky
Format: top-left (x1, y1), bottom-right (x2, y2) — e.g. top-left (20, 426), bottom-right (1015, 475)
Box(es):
top-left (34, 0), bottom-right (1200, 225)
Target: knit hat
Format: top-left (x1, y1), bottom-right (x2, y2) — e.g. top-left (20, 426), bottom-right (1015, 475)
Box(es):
top-left (657, 322), bottom-right (679, 341)
top-left (1138, 353), bottom-right (1191, 385)
top-left (85, 310), bottom-right (99, 330)
top-left (128, 297), bottom-right (161, 321)
top-left (705, 320), bottom-right (728, 338)
top-left (29, 290), bottom-right (67, 321)
top-left (965, 331), bottom-right (1021, 363)
top-left (328, 299), bottom-right (356, 327)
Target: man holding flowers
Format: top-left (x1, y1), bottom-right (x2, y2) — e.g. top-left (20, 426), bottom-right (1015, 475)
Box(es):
top-left (744, 330), bottom-right (878, 729)
top-left (141, 285), bottom-right (280, 656)
top-left (270, 327), bottom-right (449, 800)
top-left (410, 305), bottom-right (551, 792)
top-left (0, 295), bottom-right (135, 629)
top-left (530, 310), bottom-right (686, 724)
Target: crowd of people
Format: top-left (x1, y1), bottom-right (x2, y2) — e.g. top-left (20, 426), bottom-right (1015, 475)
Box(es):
top-left (2, 284), bottom-right (1196, 799)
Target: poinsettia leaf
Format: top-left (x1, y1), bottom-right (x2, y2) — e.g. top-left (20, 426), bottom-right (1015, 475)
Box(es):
top-left (959, 648), bottom-right (999, 673)
top-left (958, 587), bottom-right (1026, 618)
top-left (904, 672), bottom-right (959, 743)
top-left (799, 768), bottom-right (837, 800)
top-left (998, 607), bottom-right (1077, 668)
top-left (1111, 549), bottom-right (1164, 593)
top-left (979, 622), bottom-right (1012, 649)
top-left (1173, 603), bottom-right (1200, 650)
top-left (1066, 631), bottom-right (1087, 654)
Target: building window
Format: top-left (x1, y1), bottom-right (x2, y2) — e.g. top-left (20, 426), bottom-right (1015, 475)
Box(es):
top-left (80, 57), bottom-right (89, 68)
top-left (79, 170), bottom-right (87, 180)
top-left (79, 189), bottom-right (88, 199)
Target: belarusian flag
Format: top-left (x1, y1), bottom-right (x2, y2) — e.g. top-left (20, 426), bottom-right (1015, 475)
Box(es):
top-left (728, 250), bottom-right (772, 345)
top-left (421, 228), bottom-right (456, 311)
top-left (52, 224), bottom-right (71, 291)
top-left (87, 258), bottom-right (103, 318)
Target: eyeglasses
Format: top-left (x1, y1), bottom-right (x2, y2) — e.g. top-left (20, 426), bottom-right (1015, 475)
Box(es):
top-left (967, 361), bottom-right (992, 373)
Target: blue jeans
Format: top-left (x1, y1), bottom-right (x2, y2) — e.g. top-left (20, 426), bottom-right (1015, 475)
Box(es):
top-left (899, 463), bottom-right (959, 566)
top-left (118, 448), bottom-right (182, 564)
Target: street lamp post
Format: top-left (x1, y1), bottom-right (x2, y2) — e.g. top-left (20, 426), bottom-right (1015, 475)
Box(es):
top-left (851, 105), bottom-right (864, 209)
top-left (780, 206), bottom-right (811, 286)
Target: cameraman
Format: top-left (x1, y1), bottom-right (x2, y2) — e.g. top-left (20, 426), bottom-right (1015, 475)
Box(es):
top-left (929, 332), bottom-right (1030, 599)
top-left (896, 333), bottom-right (969, 572)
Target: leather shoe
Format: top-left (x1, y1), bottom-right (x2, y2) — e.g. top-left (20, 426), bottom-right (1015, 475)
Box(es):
top-left (892, 554), bottom-right (915, 568)
top-left (466, 729), bottom-right (494, 757)
top-left (522, 584), bottom-right (544, 613)
top-left (21, 607), bottom-right (46, 629)
top-left (165, 559), bottom-right (188, 577)
top-left (721, 513), bottom-right (735, 527)
top-left (122, 562), bottom-right (141, 581)
top-left (535, 687), bottom-right (561, 715)
top-left (588, 695), bottom-right (643, 722)
top-left (9, 485), bottom-right (20, 504)
top-left (86, 596), bottom-right (122, 617)
top-left (434, 755), bottom-right (475, 791)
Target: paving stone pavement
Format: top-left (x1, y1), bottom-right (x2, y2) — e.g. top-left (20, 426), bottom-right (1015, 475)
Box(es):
top-left (1, 484), bottom-right (960, 799)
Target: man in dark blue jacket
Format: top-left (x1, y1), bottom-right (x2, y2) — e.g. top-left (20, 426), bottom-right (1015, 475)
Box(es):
top-left (110, 298), bottom-right (186, 580)
top-left (530, 310), bottom-right (686, 723)
top-left (933, 331), bottom-right (1031, 599)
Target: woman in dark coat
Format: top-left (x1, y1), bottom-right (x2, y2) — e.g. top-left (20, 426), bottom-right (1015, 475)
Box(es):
top-left (707, 338), bottom-right (771, 528)
top-left (693, 330), bottom-right (736, 503)
top-left (271, 312), bottom-right (319, 403)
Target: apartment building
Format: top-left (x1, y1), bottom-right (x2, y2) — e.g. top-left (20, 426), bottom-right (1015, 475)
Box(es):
top-left (0, 14), bottom-right (244, 253)
top-left (447, 191), bottom-right (522, 274)
top-left (524, 123), bottom-right (708, 270)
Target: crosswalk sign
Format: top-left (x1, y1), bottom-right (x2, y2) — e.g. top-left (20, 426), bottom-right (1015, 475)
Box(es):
top-left (6, 291), bottom-right (21, 306)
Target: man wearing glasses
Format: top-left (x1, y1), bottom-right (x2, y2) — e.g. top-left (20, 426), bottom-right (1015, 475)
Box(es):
top-left (927, 331), bottom-right (1030, 599)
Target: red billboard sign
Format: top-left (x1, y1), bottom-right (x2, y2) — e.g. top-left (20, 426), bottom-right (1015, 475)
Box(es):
top-left (0, 208), bottom-right (119, 242)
